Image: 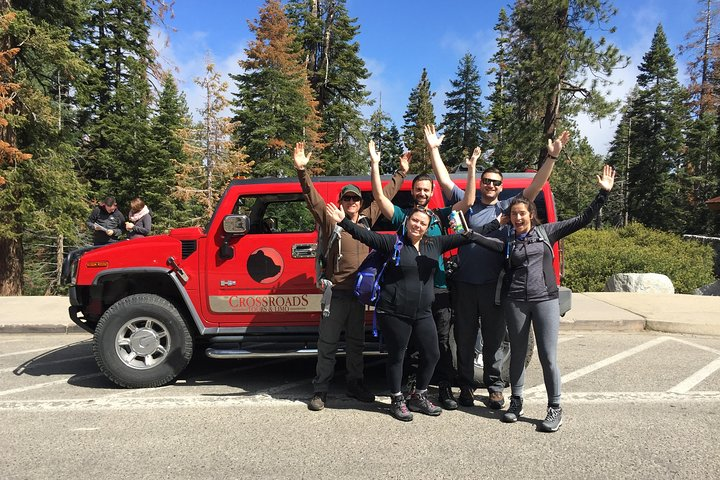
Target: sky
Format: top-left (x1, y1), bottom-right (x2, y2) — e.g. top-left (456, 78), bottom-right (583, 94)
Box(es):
top-left (153, 0), bottom-right (702, 157)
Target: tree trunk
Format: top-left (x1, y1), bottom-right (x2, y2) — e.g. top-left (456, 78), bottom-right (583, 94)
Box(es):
top-left (0, 236), bottom-right (23, 295)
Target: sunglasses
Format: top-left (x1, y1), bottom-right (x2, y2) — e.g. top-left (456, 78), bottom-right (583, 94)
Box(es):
top-left (341, 195), bottom-right (362, 202)
top-left (410, 205), bottom-right (438, 221)
top-left (481, 178), bottom-right (503, 187)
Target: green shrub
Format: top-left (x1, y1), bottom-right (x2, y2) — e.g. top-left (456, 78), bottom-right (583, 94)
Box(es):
top-left (563, 223), bottom-right (715, 294)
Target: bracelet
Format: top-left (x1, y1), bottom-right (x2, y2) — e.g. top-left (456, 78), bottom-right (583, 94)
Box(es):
top-left (547, 154), bottom-right (558, 160)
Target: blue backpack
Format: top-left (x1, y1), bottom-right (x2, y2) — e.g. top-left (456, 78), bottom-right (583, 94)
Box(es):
top-left (354, 234), bottom-right (403, 306)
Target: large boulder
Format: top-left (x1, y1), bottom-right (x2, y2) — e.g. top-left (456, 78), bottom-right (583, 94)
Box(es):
top-left (604, 273), bottom-right (675, 294)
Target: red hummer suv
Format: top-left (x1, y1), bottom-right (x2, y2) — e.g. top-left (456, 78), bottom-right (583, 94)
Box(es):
top-left (62, 173), bottom-right (570, 388)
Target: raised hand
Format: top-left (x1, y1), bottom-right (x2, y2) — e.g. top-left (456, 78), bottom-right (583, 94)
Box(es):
top-left (368, 140), bottom-right (380, 166)
top-left (466, 146), bottom-right (481, 169)
top-left (547, 130), bottom-right (570, 159)
top-left (399, 151), bottom-right (411, 174)
top-left (293, 142), bottom-right (311, 170)
top-left (424, 124), bottom-right (444, 150)
top-left (325, 202), bottom-right (345, 223)
top-left (596, 164), bottom-right (616, 191)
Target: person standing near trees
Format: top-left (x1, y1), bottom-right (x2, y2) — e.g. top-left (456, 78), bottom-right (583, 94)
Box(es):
top-left (368, 136), bottom-right (493, 410)
top-left (87, 196), bottom-right (125, 246)
top-left (464, 164), bottom-right (615, 432)
top-left (426, 125), bottom-right (569, 410)
top-left (293, 142), bottom-right (408, 412)
top-left (125, 197), bottom-right (152, 239)
top-left (324, 201), bottom-right (472, 422)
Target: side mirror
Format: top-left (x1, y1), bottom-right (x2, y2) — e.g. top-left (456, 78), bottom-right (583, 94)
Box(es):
top-left (223, 214), bottom-right (249, 235)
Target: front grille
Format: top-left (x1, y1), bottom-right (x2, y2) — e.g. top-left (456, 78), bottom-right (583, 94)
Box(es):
top-left (181, 240), bottom-right (197, 259)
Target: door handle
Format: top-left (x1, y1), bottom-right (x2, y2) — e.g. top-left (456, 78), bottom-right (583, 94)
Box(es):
top-left (292, 243), bottom-right (317, 259)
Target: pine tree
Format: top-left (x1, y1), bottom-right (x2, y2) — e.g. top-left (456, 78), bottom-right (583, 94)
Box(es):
top-left (491, 0), bottom-right (627, 169)
top-left (440, 53), bottom-right (486, 172)
top-left (75, 0), bottom-right (156, 207)
top-left (625, 25), bottom-right (690, 232)
top-left (143, 74), bottom-right (188, 232)
top-left (486, 8), bottom-right (517, 171)
top-left (368, 104), bottom-right (403, 174)
top-left (402, 68), bottom-right (435, 173)
top-left (286, 0), bottom-right (370, 175)
top-left (196, 60), bottom-right (251, 217)
top-left (0, 1), bottom-right (87, 294)
top-left (231, 0), bottom-right (321, 177)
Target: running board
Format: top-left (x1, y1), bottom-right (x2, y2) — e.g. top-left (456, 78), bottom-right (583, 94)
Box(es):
top-left (205, 348), bottom-right (387, 359)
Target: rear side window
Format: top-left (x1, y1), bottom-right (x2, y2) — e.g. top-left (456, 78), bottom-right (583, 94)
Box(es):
top-left (500, 189), bottom-right (548, 224)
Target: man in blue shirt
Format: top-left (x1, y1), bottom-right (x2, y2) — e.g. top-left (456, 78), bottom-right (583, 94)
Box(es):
top-left (426, 125), bottom-right (569, 409)
top-left (369, 138), bottom-right (480, 409)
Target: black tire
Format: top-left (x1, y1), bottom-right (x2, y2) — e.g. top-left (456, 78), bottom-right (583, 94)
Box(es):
top-left (93, 294), bottom-right (194, 388)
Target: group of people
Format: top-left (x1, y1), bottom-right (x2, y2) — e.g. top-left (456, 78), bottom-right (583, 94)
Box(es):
top-left (296, 125), bottom-right (615, 432)
top-left (86, 196), bottom-right (152, 245)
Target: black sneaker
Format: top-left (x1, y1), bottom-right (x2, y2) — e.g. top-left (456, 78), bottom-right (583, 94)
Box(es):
top-left (539, 405), bottom-right (563, 432)
top-left (458, 387), bottom-right (475, 407)
top-left (390, 394), bottom-right (413, 422)
top-left (308, 392), bottom-right (327, 411)
top-left (347, 379), bottom-right (375, 403)
top-left (488, 391), bottom-right (505, 409)
top-left (438, 385), bottom-right (458, 410)
top-left (501, 396), bottom-right (524, 423)
top-left (407, 391), bottom-right (442, 416)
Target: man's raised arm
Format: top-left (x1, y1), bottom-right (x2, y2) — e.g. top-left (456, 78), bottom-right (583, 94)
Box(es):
top-left (425, 124), bottom-right (456, 199)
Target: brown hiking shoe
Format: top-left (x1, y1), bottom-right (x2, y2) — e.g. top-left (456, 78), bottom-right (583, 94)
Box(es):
top-left (488, 391), bottom-right (505, 409)
top-left (308, 392), bottom-right (327, 411)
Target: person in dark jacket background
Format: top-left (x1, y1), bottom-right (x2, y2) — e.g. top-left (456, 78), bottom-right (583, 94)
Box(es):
top-left (465, 165), bottom-right (615, 432)
top-left (326, 202), bottom-right (471, 422)
top-left (125, 197), bottom-right (152, 239)
top-left (86, 196), bottom-right (125, 245)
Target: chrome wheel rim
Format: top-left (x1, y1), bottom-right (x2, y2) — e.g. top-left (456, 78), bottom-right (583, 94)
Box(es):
top-left (115, 316), bottom-right (170, 370)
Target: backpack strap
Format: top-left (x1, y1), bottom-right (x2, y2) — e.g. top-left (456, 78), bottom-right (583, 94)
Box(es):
top-left (370, 233), bottom-right (403, 336)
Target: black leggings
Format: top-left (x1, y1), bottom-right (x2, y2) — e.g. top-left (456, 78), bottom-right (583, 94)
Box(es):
top-left (378, 312), bottom-right (440, 394)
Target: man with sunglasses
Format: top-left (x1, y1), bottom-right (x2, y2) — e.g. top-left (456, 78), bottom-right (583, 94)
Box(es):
top-left (426, 125), bottom-right (569, 410)
top-left (369, 138), bottom-right (493, 411)
top-left (293, 142), bottom-right (408, 412)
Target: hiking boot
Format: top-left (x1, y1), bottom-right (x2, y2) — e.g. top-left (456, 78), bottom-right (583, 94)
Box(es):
top-left (407, 391), bottom-right (442, 416)
top-left (390, 394), bottom-right (413, 422)
top-left (458, 387), bottom-right (475, 407)
top-left (308, 392), bottom-right (327, 411)
top-left (501, 396), bottom-right (524, 423)
top-left (438, 385), bottom-right (458, 410)
top-left (539, 405), bottom-right (563, 432)
top-left (488, 391), bottom-right (505, 409)
top-left (347, 379), bottom-right (375, 403)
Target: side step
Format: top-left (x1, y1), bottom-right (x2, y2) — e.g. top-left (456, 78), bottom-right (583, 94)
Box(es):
top-left (205, 348), bottom-right (387, 359)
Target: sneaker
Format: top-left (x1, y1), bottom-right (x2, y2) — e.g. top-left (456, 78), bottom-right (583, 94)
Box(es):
top-left (407, 391), bottom-right (442, 416)
top-left (308, 392), bottom-right (327, 411)
top-left (438, 385), bottom-right (458, 410)
top-left (539, 405), bottom-right (563, 432)
top-left (390, 394), bottom-right (413, 422)
top-left (501, 396), bottom-right (524, 423)
top-left (488, 391), bottom-right (505, 409)
top-left (347, 379), bottom-right (375, 403)
top-left (458, 387), bottom-right (475, 407)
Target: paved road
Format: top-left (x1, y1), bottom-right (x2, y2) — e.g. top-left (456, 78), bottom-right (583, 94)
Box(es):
top-left (2, 331), bottom-right (720, 479)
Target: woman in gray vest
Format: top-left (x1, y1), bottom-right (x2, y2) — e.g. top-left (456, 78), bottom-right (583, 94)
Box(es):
top-left (465, 165), bottom-right (615, 432)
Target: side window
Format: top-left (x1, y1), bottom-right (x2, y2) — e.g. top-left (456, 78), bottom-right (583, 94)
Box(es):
top-left (234, 194), bottom-right (315, 233)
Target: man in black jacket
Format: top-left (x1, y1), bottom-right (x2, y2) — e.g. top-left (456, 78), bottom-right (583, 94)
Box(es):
top-left (87, 196), bottom-right (125, 245)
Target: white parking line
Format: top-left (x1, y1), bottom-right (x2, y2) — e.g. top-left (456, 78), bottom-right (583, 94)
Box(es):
top-left (0, 373), bottom-right (104, 397)
top-left (0, 345), bottom-right (78, 359)
top-left (524, 336), bottom-right (671, 395)
top-left (669, 356), bottom-right (720, 394)
top-left (668, 337), bottom-right (720, 356)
